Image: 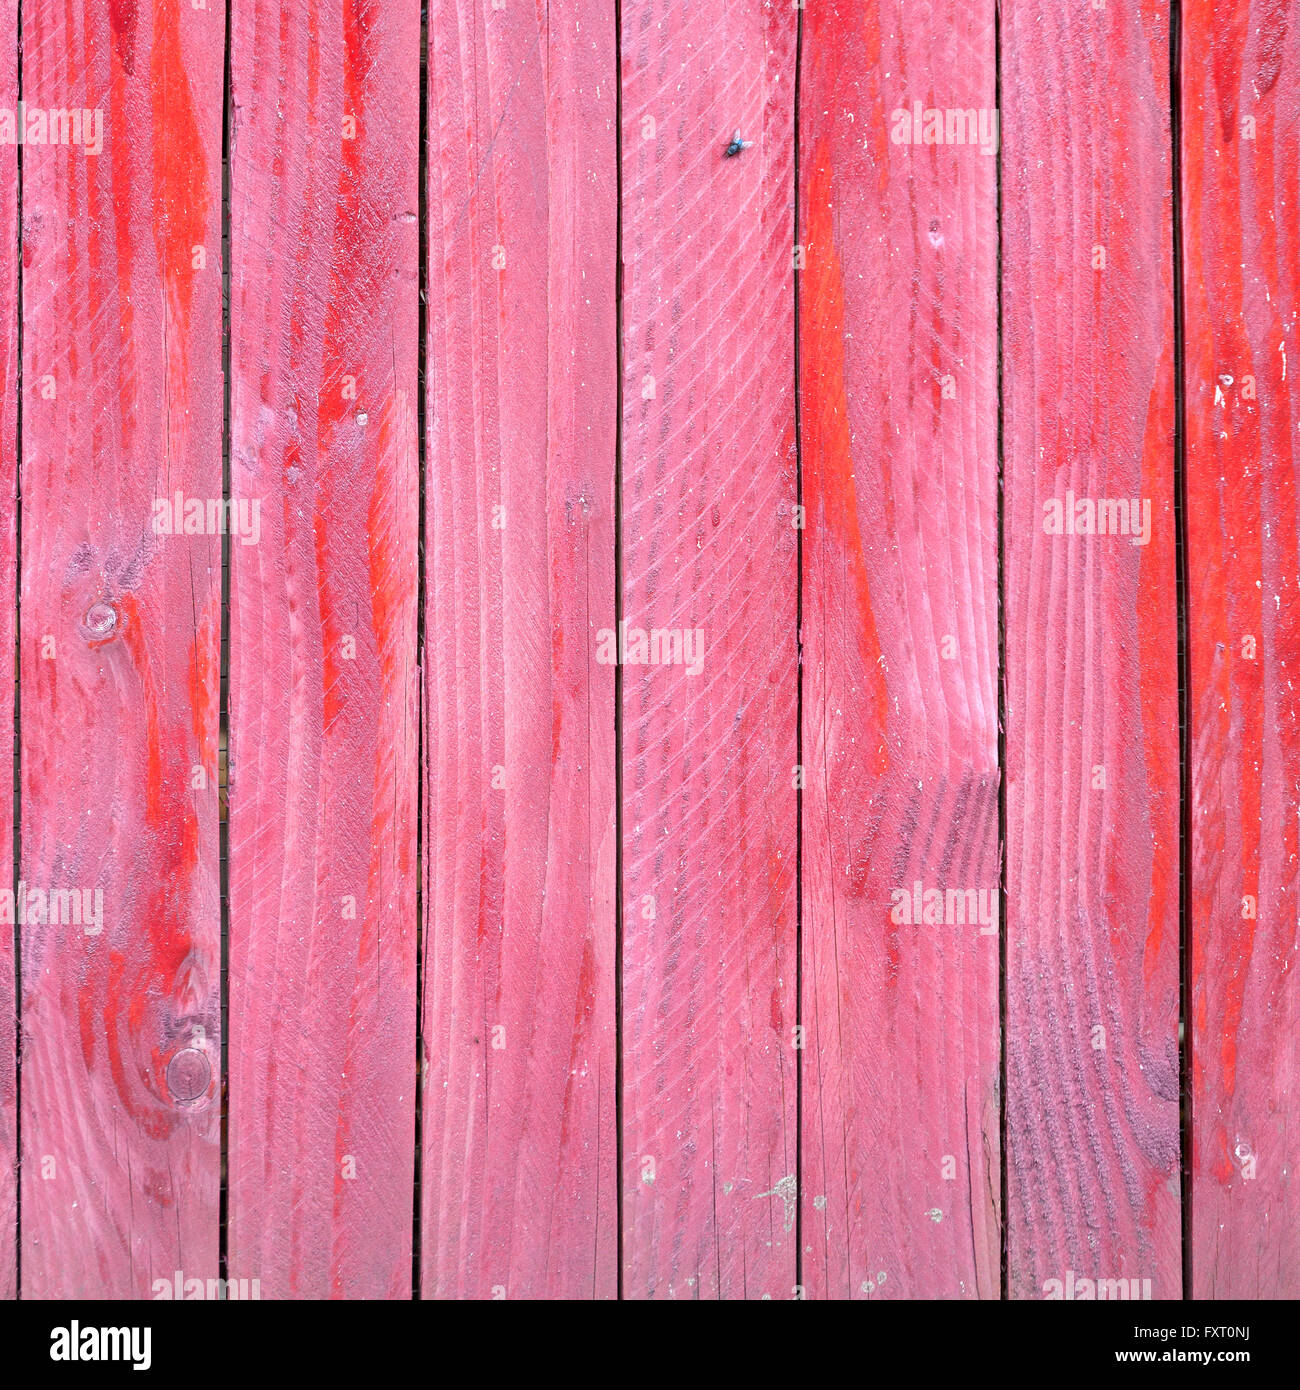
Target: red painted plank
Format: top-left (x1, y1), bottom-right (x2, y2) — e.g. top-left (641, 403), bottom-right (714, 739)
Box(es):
top-left (0, 0), bottom-right (15, 1303)
top-left (1183, 0), bottom-right (1300, 1300)
top-left (1002, 0), bottom-right (1182, 1299)
top-left (799, 0), bottom-right (1001, 1300)
top-left (19, 0), bottom-right (224, 1296)
top-left (227, 0), bottom-right (419, 1298)
top-left (421, 0), bottom-right (618, 1299)
top-left (619, 0), bottom-right (798, 1300)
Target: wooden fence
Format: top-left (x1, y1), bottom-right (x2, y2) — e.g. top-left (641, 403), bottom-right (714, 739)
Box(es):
top-left (0, 0), bottom-right (1295, 1300)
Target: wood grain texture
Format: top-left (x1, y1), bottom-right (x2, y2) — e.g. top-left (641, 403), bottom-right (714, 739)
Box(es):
top-left (799, 0), bottom-right (1000, 1301)
top-left (1002, 0), bottom-right (1182, 1299)
top-left (0, 0), bottom-right (15, 1303)
top-left (1183, 0), bottom-right (1300, 1300)
top-left (421, 0), bottom-right (618, 1299)
top-left (619, 0), bottom-right (798, 1300)
top-left (19, 0), bottom-right (224, 1296)
top-left (227, 0), bottom-right (419, 1298)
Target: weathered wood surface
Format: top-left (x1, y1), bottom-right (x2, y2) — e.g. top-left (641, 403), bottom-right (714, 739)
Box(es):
top-left (799, 0), bottom-right (1001, 1300)
top-left (18, 0), bottom-right (224, 1296)
top-left (421, 0), bottom-right (618, 1299)
top-left (1001, 0), bottom-right (1182, 1300)
top-left (1, 0), bottom-right (1299, 1306)
top-left (227, 0), bottom-right (420, 1298)
top-left (1183, 0), bottom-right (1300, 1300)
top-left (0, 0), bottom-right (16, 1304)
top-left (619, 0), bottom-right (799, 1300)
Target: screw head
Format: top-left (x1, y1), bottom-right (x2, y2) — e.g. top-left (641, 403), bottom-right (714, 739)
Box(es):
top-left (166, 1048), bottom-right (212, 1103)
top-left (83, 601), bottom-right (118, 638)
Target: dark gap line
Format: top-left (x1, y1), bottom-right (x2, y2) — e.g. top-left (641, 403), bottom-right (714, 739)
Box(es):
top-left (12, 0), bottom-right (23, 1302)
top-left (792, 0), bottom-right (804, 1302)
top-left (613, 0), bottom-right (625, 1304)
top-left (1170, 0), bottom-right (1193, 1303)
top-left (994, 0), bottom-right (1009, 1303)
top-left (411, 0), bottom-right (429, 1303)
top-left (218, 0), bottom-right (234, 1285)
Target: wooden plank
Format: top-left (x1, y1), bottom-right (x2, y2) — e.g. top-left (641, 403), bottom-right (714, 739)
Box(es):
top-left (227, 0), bottom-right (419, 1298)
top-left (1183, 0), bottom-right (1300, 1300)
top-left (1002, 0), bottom-right (1182, 1299)
top-left (18, 0), bottom-right (224, 1296)
top-left (421, 0), bottom-right (618, 1299)
top-left (619, 0), bottom-right (798, 1300)
top-left (799, 0), bottom-right (1001, 1300)
top-left (0, 0), bottom-right (15, 1303)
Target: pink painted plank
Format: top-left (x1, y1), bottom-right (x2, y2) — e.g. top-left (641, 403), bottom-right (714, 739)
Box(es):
top-left (1183, 0), bottom-right (1300, 1299)
top-left (0, 0), bottom-right (15, 1303)
top-left (1002, 0), bottom-right (1182, 1299)
top-left (619, 0), bottom-right (798, 1299)
top-left (19, 0), bottom-right (224, 1296)
top-left (421, 0), bottom-right (618, 1299)
top-left (227, 0), bottom-right (420, 1297)
top-left (799, 0), bottom-right (1001, 1300)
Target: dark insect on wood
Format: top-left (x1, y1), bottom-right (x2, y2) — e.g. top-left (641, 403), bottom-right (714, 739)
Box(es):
top-left (724, 129), bottom-right (751, 156)
top-left (621, 3), bottom-right (798, 1298)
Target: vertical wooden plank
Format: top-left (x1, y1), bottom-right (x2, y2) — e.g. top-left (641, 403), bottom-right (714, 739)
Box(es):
top-left (1002, 0), bottom-right (1182, 1298)
top-left (799, 0), bottom-right (1000, 1300)
top-left (619, 0), bottom-right (798, 1300)
top-left (227, 0), bottom-right (419, 1297)
top-left (421, 0), bottom-right (618, 1299)
top-left (1183, 0), bottom-right (1300, 1299)
top-left (19, 0), bottom-right (224, 1295)
top-left (0, 0), bottom-right (15, 1303)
